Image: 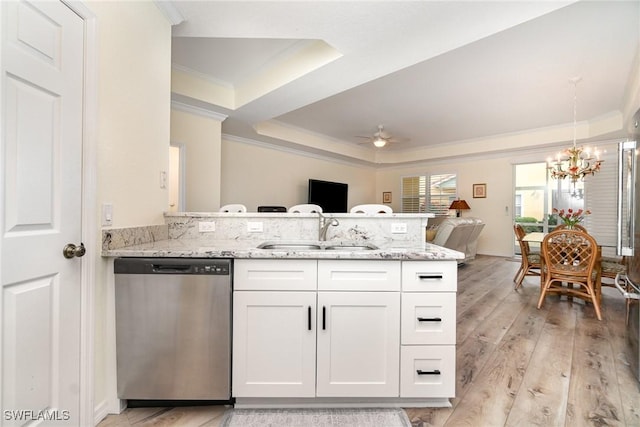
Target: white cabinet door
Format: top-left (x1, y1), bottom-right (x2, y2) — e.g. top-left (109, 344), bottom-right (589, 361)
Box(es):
top-left (401, 293), bottom-right (456, 345)
top-left (400, 345), bottom-right (456, 398)
top-left (318, 260), bottom-right (400, 291)
top-left (233, 292), bottom-right (316, 397)
top-left (316, 292), bottom-right (400, 397)
top-left (234, 259), bottom-right (317, 291)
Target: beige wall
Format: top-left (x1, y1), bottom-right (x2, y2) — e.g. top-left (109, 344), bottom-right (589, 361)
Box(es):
top-left (89, 0), bottom-right (172, 415)
top-left (221, 138), bottom-right (376, 211)
top-left (376, 156), bottom-right (515, 257)
top-left (94, 3), bottom-right (171, 227)
top-left (170, 108), bottom-right (223, 211)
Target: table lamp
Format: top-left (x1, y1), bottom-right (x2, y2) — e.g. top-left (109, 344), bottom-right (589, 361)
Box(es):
top-left (449, 199), bottom-right (470, 217)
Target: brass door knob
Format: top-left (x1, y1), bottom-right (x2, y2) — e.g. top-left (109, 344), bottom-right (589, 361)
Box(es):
top-left (63, 242), bottom-right (86, 259)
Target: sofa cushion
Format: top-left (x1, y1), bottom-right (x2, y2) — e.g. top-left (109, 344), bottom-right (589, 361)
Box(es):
top-left (430, 217), bottom-right (484, 263)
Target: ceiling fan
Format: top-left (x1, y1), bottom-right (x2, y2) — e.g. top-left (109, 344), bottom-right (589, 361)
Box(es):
top-left (356, 125), bottom-right (404, 148)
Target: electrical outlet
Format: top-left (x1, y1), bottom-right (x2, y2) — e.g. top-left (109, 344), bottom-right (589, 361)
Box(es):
top-left (391, 223), bottom-right (407, 233)
top-left (198, 221), bottom-right (216, 232)
top-left (247, 222), bottom-right (264, 232)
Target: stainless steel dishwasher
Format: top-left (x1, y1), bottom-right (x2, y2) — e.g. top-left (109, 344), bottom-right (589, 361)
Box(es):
top-left (114, 258), bottom-right (232, 402)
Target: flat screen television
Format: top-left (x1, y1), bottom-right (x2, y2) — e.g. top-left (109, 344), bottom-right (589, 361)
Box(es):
top-left (308, 179), bottom-right (348, 213)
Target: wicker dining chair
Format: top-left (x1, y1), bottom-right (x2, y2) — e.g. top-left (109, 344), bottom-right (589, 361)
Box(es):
top-left (537, 229), bottom-right (602, 320)
top-left (513, 224), bottom-right (541, 289)
top-left (600, 255), bottom-right (632, 324)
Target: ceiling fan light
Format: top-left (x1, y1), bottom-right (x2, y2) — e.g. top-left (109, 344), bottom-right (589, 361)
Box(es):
top-left (373, 138), bottom-right (386, 147)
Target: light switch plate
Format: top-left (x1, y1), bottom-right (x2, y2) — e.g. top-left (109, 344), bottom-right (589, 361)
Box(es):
top-left (102, 203), bottom-right (113, 226)
top-left (391, 223), bottom-right (407, 233)
top-left (198, 221), bottom-right (216, 232)
top-left (247, 222), bottom-right (264, 232)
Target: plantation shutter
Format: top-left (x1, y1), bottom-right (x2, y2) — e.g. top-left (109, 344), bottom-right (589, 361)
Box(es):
top-left (430, 174), bottom-right (457, 216)
top-left (402, 174), bottom-right (457, 214)
top-left (402, 176), bottom-right (426, 213)
top-left (584, 141), bottom-right (618, 253)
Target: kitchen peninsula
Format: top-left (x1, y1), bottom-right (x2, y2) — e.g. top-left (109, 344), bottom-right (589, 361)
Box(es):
top-left (103, 212), bottom-right (463, 408)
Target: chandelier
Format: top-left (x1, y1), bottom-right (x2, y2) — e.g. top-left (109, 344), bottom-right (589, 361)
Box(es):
top-left (547, 77), bottom-right (603, 185)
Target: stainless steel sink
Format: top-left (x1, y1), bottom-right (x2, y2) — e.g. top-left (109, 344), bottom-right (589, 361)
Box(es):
top-left (324, 242), bottom-right (378, 250)
top-left (256, 241), bottom-right (378, 251)
top-left (256, 241), bottom-right (323, 250)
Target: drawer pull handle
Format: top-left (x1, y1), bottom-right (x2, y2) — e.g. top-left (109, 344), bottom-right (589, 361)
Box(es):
top-left (322, 306), bottom-right (326, 330)
top-left (417, 369), bottom-right (441, 375)
top-left (418, 274), bottom-right (443, 280)
top-left (308, 306), bottom-right (312, 331)
top-left (417, 317), bottom-right (442, 322)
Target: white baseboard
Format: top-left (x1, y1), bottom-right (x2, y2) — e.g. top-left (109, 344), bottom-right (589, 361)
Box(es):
top-left (94, 398), bottom-right (124, 425)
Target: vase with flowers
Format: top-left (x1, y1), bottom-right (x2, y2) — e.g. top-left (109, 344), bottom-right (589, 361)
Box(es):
top-left (552, 207), bottom-right (591, 229)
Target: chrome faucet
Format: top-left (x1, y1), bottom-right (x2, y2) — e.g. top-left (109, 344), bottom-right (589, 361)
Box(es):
top-left (318, 212), bottom-right (339, 241)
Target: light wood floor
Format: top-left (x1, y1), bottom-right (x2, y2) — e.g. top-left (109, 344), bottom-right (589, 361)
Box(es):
top-left (97, 255), bottom-right (639, 427)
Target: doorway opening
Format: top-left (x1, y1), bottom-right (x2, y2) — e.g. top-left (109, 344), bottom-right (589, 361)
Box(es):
top-left (169, 143), bottom-right (185, 212)
top-left (513, 162), bottom-right (585, 255)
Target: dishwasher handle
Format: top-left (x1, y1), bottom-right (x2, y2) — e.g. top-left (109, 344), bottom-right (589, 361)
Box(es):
top-left (152, 264), bottom-right (193, 273)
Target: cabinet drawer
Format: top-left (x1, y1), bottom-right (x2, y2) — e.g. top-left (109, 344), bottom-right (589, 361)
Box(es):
top-left (400, 345), bottom-right (455, 398)
top-left (401, 293), bottom-right (456, 345)
top-left (402, 261), bottom-right (457, 292)
top-left (234, 259), bottom-right (317, 291)
top-left (318, 260), bottom-right (400, 291)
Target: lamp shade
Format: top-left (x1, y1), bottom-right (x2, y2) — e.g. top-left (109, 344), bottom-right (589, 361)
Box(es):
top-left (449, 199), bottom-right (470, 210)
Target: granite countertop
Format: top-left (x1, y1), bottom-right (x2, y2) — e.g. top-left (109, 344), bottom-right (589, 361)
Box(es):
top-left (103, 238), bottom-right (464, 261)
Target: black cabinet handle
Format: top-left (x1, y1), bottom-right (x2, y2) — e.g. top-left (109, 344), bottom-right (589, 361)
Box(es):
top-left (417, 369), bottom-right (441, 375)
top-left (417, 317), bottom-right (442, 322)
top-left (308, 306), bottom-right (312, 331)
top-left (322, 306), bottom-right (326, 330)
top-left (418, 274), bottom-right (443, 280)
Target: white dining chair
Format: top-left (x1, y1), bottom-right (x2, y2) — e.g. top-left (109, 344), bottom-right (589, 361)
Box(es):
top-left (288, 204), bottom-right (323, 213)
top-left (350, 204), bottom-right (392, 214)
top-left (219, 204), bottom-right (247, 213)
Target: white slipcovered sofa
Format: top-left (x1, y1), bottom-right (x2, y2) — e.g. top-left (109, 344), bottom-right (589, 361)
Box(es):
top-left (428, 217), bottom-right (485, 264)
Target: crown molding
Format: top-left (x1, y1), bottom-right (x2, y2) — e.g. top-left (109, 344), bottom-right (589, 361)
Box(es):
top-left (222, 133), bottom-right (375, 169)
top-left (153, 1), bottom-right (184, 25)
top-left (171, 100), bottom-right (228, 122)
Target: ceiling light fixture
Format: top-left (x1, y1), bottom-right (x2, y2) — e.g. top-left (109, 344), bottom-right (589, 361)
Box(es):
top-left (373, 137), bottom-right (387, 148)
top-left (547, 77), bottom-right (603, 192)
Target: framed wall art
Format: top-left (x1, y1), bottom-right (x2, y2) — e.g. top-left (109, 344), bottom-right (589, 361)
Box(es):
top-left (473, 183), bottom-right (486, 198)
top-left (383, 191), bottom-right (392, 203)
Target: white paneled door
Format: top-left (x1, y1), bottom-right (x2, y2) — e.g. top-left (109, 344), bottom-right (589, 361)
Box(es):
top-left (1, 1), bottom-right (84, 425)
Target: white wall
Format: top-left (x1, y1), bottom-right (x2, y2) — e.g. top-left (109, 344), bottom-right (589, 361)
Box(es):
top-left (221, 137), bottom-right (376, 211)
top-left (89, 0), bottom-right (172, 418)
top-left (170, 107), bottom-right (223, 211)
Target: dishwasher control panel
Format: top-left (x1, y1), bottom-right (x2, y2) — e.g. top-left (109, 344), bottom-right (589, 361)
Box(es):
top-left (114, 258), bottom-right (231, 275)
top-left (191, 263), bottom-right (230, 275)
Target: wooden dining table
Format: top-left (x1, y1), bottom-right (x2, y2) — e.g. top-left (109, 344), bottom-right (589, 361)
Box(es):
top-left (522, 232), bottom-right (546, 243)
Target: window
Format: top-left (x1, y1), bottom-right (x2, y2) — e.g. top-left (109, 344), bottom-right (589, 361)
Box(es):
top-left (402, 174), bottom-right (457, 215)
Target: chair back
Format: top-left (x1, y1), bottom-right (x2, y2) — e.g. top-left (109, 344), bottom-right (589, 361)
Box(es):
top-left (514, 223), bottom-right (531, 255)
top-left (542, 229), bottom-right (598, 280)
top-left (350, 204), bottom-right (392, 214)
top-left (288, 204), bottom-right (323, 213)
top-left (219, 204), bottom-right (246, 213)
top-left (257, 206), bottom-right (287, 212)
